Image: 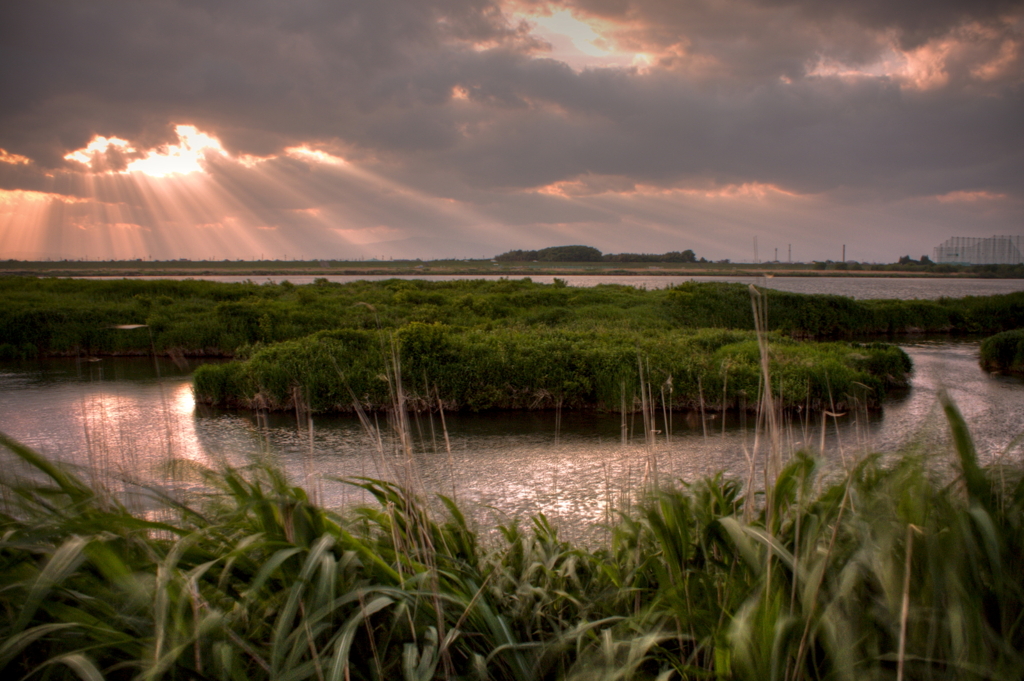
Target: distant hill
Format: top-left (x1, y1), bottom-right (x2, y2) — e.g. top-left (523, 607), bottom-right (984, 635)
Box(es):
top-left (495, 246), bottom-right (698, 263)
top-left (494, 245), bottom-right (603, 262)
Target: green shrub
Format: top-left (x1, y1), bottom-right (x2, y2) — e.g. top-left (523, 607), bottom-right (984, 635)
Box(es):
top-left (3, 277), bottom-right (1023, 357)
top-left (193, 325), bottom-right (911, 413)
top-left (980, 329), bottom-right (1024, 375)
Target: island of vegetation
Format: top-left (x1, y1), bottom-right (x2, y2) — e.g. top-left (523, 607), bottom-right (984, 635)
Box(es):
top-left (980, 329), bottom-right (1024, 376)
top-left (3, 276), bottom-right (1024, 414)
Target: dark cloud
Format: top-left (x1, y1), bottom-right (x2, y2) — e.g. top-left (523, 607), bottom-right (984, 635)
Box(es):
top-left (563, 0), bottom-right (1024, 55)
top-left (1, 0), bottom-right (1022, 261)
top-left (757, 0), bottom-right (1024, 47)
top-left (0, 0), bottom-right (524, 163)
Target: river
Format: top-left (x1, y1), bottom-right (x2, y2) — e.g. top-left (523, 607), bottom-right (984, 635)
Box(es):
top-left (89, 274), bottom-right (1024, 300)
top-left (2, 346), bottom-right (1022, 537)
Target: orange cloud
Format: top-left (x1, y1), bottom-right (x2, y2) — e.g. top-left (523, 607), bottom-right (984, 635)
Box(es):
top-left (0, 149), bottom-right (32, 165)
top-left (935, 190), bottom-right (1008, 202)
top-left (62, 125), bottom-right (231, 177)
top-left (807, 21), bottom-right (1024, 91)
top-left (328, 225), bottom-right (402, 244)
top-left (508, 4), bottom-right (652, 71)
top-left (536, 175), bottom-right (636, 197)
top-left (0, 189), bottom-right (90, 206)
top-left (285, 146), bottom-right (348, 166)
top-left (64, 136), bottom-right (135, 167)
top-left (536, 177), bottom-right (800, 200)
top-left (971, 37), bottom-right (1021, 81)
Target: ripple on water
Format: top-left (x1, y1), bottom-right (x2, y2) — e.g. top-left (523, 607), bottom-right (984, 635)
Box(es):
top-left (1, 342), bottom-right (1023, 540)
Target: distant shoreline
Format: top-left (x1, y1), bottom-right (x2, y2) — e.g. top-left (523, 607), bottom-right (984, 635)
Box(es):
top-left (2, 260), bottom-right (1021, 278)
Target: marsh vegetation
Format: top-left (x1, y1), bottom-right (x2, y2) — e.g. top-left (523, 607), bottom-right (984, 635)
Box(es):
top-left (2, 277), bottom-right (1023, 361)
top-left (9, 275), bottom-right (1024, 413)
top-left (980, 329), bottom-right (1024, 376)
top-left (3, 394), bottom-right (1023, 680)
top-left (3, 276), bottom-right (1024, 679)
top-left (191, 325), bottom-right (911, 413)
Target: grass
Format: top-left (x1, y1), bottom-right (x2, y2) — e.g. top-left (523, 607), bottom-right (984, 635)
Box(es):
top-left (980, 329), bottom-right (1024, 376)
top-left (10, 275), bottom-right (988, 416)
top-left (3, 390), bottom-right (1024, 681)
top-left (2, 286), bottom-right (1022, 679)
top-left (191, 325), bottom-right (912, 413)
top-left (5, 286), bottom-right (1024, 681)
top-left (2, 277), bottom-right (1024, 360)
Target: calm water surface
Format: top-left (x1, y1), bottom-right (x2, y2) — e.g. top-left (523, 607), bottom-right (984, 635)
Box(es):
top-left (88, 274), bottom-right (1024, 300)
top-left (2, 341), bottom-right (1023, 536)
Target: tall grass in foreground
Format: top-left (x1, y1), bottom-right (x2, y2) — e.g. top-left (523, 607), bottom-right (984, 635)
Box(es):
top-left (2, 393), bottom-right (1024, 680)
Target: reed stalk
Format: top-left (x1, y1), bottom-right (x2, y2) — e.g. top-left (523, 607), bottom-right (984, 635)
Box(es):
top-left (2, 357), bottom-right (1022, 680)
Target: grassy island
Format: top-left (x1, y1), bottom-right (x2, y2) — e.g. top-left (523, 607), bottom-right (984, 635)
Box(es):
top-left (2, 277), bottom-right (1023, 360)
top-left (192, 326), bottom-right (910, 413)
top-left (980, 329), bottom-right (1024, 375)
top-left (4, 275), bottom-right (1023, 413)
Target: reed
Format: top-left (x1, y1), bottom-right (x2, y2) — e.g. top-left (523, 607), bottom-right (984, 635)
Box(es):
top-left (3, 389), bottom-right (1023, 681)
top-left (192, 325), bottom-right (911, 415)
top-left (0, 282), bottom-right (1009, 680)
top-left (4, 276), bottom-right (1024, 359)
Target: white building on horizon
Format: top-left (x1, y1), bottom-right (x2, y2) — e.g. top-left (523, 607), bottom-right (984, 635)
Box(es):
top-left (933, 235), bottom-right (1024, 265)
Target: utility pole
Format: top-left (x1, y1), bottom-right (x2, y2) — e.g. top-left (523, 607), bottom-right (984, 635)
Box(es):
top-left (788, 244), bottom-right (791, 263)
top-left (842, 244), bottom-right (846, 262)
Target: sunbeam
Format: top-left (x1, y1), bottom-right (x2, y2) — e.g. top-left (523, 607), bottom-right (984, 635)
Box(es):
top-left (2, 124), bottom-right (513, 261)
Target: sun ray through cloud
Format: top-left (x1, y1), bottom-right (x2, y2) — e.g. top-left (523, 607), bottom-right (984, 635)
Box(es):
top-left (0, 0), bottom-right (1021, 262)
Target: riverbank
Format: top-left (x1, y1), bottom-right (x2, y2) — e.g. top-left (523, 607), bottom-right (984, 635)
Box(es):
top-left (3, 258), bottom-right (1024, 278)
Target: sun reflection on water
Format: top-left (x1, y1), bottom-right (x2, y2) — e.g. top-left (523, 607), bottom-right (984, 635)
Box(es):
top-left (2, 346), bottom-right (1023, 542)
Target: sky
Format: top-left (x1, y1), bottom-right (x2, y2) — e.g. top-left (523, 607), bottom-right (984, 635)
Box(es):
top-left (1, 0), bottom-right (1022, 263)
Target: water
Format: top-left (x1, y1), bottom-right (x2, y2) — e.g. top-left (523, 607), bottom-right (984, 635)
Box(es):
top-left (2, 341), bottom-right (1023, 538)
top-left (86, 274), bottom-right (1024, 300)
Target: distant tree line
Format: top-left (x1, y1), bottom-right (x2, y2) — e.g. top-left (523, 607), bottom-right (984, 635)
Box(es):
top-left (494, 245), bottom-right (699, 263)
top-left (495, 245), bottom-right (603, 262)
top-left (898, 255), bottom-right (935, 266)
top-left (603, 250), bottom-right (700, 262)
top-left (880, 256), bottom-right (1024, 277)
